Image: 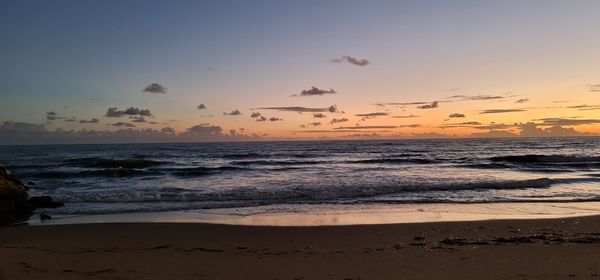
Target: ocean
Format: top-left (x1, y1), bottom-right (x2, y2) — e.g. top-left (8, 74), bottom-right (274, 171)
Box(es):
top-left (1, 138), bottom-right (600, 217)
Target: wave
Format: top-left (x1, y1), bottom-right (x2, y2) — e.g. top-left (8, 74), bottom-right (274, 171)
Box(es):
top-left (52, 178), bottom-right (556, 204)
top-left (64, 157), bottom-right (165, 169)
top-left (220, 153), bottom-right (263, 159)
top-left (21, 168), bottom-right (155, 178)
top-left (351, 158), bottom-right (438, 164)
top-left (230, 159), bottom-right (330, 166)
top-left (489, 154), bottom-right (600, 164)
top-left (168, 166), bottom-right (248, 177)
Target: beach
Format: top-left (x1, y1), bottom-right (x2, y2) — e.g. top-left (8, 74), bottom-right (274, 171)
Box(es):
top-left (2, 215), bottom-right (600, 280)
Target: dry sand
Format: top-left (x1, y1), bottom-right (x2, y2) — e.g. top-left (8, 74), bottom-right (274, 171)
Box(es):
top-left (2, 216), bottom-right (600, 279)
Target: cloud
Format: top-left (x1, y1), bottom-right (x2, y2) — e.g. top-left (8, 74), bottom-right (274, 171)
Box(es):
top-left (291, 129), bottom-right (391, 133)
top-left (331, 56), bottom-right (370, 66)
top-left (142, 83), bottom-right (167, 94)
top-left (45, 112), bottom-right (66, 121)
top-left (417, 101), bottom-right (438, 109)
top-left (130, 116), bottom-right (147, 123)
top-left (257, 105), bottom-right (339, 113)
top-left (223, 109), bottom-right (242, 116)
top-left (250, 112), bottom-right (275, 122)
top-left (292, 87), bottom-right (336, 97)
top-left (355, 112), bottom-right (389, 117)
top-left (447, 94), bottom-right (508, 101)
top-left (334, 125), bottom-right (398, 130)
top-left (441, 122), bottom-right (517, 130)
top-left (470, 130), bottom-right (518, 138)
top-left (515, 98), bottom-right (530, 103)
top-left (448, 113), bottom-right (466, 118)
top-left (566, 104), bottom-right (600, 111)
top-left (197, 104), bottom-right (206, 110)
top-left (533, 118), bottom-right (600, 126)
top-left (519, 122), bottom-right (589, 137)
top-left (0, 121), bottom-right (259, 145)
top-left (79, 118), bottom-right (100, 124)
top-left (300, 122), bottom-right (322, 128)
top-left (479, 109), bottom-right (527, 114)
top-left (112, 122), bottom-right (136, 128)
top-left (64, 117), bottom-right (77, 122)
top-left (313, 113), bottom-right (327, 118)
top-left (160, 127), bottom-right (175, 134)
top-left (588, 84), bottom-right (600, 92)
top-left (45, 112), bottom-right (58, 121)
top-left (387, 101), bottom-right (430, 106)
top-left (106, 107), bottom-right (153, 117)
top-left (184, 124), bottom-right (222, 136)
top-left (329, 118), bottom-right (349, 124)
top-left (392, 115), bottom-right (420, 119)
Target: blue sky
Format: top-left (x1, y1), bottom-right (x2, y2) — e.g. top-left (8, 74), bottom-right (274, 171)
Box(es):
top-left (1, 0), bottom-right (599, 144)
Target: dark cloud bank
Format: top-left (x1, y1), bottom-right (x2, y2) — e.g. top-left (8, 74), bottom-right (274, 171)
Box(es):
top-left (0, 121), bottom-right (258, 145)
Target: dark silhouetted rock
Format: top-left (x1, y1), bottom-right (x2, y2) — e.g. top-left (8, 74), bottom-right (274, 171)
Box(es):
top-left (0, 167), bottom-right (32, 225)
top-left (1, 167), bottom-right (63, 226)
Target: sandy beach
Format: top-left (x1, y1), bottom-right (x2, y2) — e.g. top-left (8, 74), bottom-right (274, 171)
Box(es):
top-left (2, 215), bottom-right (600, 280)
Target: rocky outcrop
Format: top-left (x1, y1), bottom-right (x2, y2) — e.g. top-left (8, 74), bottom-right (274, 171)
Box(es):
top-left (0, 167), bottom-right (63, 225)
top-left (0, 167), bottom-right (31, 225)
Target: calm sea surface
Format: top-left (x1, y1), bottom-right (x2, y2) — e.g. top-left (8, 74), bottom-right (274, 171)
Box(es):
top-left (1, 138), bottom-right (600, 216)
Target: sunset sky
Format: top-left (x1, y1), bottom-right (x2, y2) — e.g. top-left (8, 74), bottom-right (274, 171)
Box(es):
top-left (1, 0), bottom-right (600, 144)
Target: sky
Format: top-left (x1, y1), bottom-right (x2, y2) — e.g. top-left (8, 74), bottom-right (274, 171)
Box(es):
top-left (1, 0), bottom-right (600, 144)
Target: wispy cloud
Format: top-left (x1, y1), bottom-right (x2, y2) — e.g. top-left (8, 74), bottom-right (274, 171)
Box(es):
top-left (79, 118), bottom-right (100, 124)
top-left (515, 98), bottom-right (530, 103)
top-left (448, 113), bottom-right (466, 118)
top-left (391, 114), bottom-right (420, 119)
top-left (566, 104), bottom-right (600, 111)
top-left (293, 87), bottom-right (336, 97)
top-left (142, 83), bottom-right (167, 94)
top-left (447, 94), bottom-right (509, 101)
top-left (112, 122), bottom-right (136, 128)
top-left (300, 122), bottom-right (322, 128)
top-left (417, 101), bottom-right (438, 109)
top-left (313, 113), bottom-right (327, 118)
top-left (257, 105), bottom-right (339, 113)
top-left (587, 84), bottom-right (600, 92)
top-left (269, 117), bottom-right (282, 122)
top-left (130, 116), bottom-right (147, 123)
top-left (329, 118), bottom-right (349, 124)
top-left (533, 118), bottom-right (600, 126)
top-left (479, 109), bottom-right (527, 114)
top-left (291, 129), bottom-right (391, 133)
top-left (334, 125), bottom-right (398, 130)
top-left (331, 56), bottom-right (370, 66)
top-left (355, 112), bottom-right (389, 117)
top-left (45, 112), bottom-right (63, 121)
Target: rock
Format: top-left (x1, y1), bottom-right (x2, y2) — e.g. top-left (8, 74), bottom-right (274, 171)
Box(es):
top-left (0, 167), bottom-right (63, 226)
top-left (0, 167), bottom-right (32, 225)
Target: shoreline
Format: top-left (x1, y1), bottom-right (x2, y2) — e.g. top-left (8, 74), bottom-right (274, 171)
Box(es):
top-left (29, 201), bottom-right (600, 226)
top-left (2, 215), bottom-right (600, 279)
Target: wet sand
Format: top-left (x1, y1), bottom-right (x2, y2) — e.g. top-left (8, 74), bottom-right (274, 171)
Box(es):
top-left (2, 216), bottom-right (600, 279)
